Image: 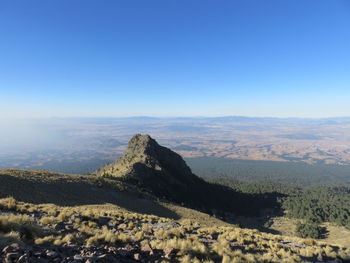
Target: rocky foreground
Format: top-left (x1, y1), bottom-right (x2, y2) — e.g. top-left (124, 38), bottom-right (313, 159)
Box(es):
top-left (1, 197), bottom-right (350, 263)
top-left (1, 241), bottom-right (171, 263)
top-left (0, 200), bottom-right (179, 263)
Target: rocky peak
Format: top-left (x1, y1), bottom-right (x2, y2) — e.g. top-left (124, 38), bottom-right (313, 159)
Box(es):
top-left (98, 134), bottom-right (193, 178)
top-left (125, 134), bottom-right (156, 156)
top-left (97, 134), bottom-right (204, 203)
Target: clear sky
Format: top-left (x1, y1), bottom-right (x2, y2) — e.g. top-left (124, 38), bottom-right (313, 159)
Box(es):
top-left (0, 0), bottom-right (349, 118)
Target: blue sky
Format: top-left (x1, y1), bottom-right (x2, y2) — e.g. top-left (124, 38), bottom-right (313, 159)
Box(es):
top-left (0, 0), bottom-right (349, 118)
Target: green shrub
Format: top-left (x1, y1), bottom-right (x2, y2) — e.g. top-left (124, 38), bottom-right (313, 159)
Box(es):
top-left (295, 222), bottom-right (326, 239)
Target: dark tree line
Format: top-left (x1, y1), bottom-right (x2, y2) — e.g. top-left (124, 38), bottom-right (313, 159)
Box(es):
top-left (282, 186), bottom-right (350, 228)
top-left (188, 157), bottom-right (350, 186)
top-left (206, 178), bottom-right (350, 232)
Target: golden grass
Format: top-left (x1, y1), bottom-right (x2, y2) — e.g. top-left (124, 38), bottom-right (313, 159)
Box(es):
top-left (0, 197), bottom-right (347, 262)
top-left (3, 197), bottom-right (347, 262)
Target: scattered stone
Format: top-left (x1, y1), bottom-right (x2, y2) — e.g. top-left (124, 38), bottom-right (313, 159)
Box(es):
top-left (34, 251), bottom-right (43, 257)
top-left (17, 254), bottom-right (27, 263)
top-left (74, 254), bottom-right (84, 260)
top-left (46, 251), bottom-right (58, 258)
top-left (133, 253), bottom-right (141, 261)
top-left (97, 254), bottom-right (107, 259)
top-left (163, 247), bottom-right (174, 258)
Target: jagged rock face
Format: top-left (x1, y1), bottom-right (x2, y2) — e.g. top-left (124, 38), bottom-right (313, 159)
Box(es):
top-left (98, 134), bottom-right (206, 204)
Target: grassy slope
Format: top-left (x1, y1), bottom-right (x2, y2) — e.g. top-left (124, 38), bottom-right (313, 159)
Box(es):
top-left (0, 168), bottom-right (226, 227)
top-left (1, 169), bottom-right (350, 262)
top-left (1, 198), bottom-right (350, 262)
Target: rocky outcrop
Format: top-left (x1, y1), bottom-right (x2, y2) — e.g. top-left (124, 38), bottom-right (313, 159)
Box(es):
top-left (97, 134), bottom-right (208, 205)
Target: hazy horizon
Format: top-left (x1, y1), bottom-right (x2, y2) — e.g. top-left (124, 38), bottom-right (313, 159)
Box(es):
top-left (2, 115), bottom-right (350, 121)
